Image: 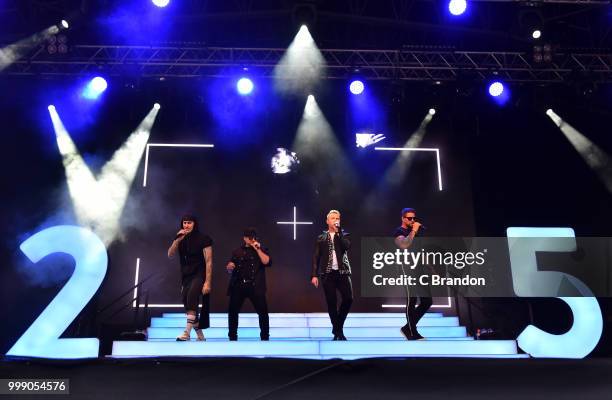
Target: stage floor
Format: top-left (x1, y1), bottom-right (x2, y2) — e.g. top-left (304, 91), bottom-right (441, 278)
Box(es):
top-left (2, 357), bottom-right (611, 399)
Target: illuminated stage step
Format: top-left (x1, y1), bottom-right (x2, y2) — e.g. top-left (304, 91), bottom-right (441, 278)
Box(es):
top-left (111, 340), bottom-right (520, 358)
top-left (111, 313), bottom-right (522, 359)
top-left (162, 312), bottom-right (444, 318)
top-left (150, 315), bottom-right (458, 328)
top-left (147, 326), bottom-right (470, 339)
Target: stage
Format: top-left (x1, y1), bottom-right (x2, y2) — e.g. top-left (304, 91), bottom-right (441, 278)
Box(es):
top-left (2, 357), bottom-right (611, 399)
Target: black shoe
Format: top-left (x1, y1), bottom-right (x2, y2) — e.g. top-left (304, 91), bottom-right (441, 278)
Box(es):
top-left (261, 337), bottom-right (269, 341)
top-left (229, 336), bottom-right (238, 341)
top-left (400, 325), bottom-right (412, 340)
top-left (332, 335), bottom-right (340, 341)
top-left (338, 333), bottom-right (347, 341)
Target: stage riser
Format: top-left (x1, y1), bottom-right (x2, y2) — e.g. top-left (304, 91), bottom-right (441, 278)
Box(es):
top-left (150, 316), bottom-right (459, 328)
top-left (111, 313), bottom-right (520, 359)
top-left (146, 326), bottom-right (469, 339)
top-left (111, 340), bottom-right (519, 358)
top-left (161, 312), bottom-right (444, 318)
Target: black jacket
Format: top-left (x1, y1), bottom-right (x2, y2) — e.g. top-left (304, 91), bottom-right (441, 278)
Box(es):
top-left (228, 244), bottom-right (272, 295)
top-left (311, 230), bottom-right (351, 278)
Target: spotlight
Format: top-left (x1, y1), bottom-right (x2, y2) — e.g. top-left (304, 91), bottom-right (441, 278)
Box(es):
top-left (488, 81), bottom-right (505, 97)
top-left (349, 80), bottom-right (365, 95)
top-left (154, 103), bottom-right (161, 110)
top-left (60, 20), bottom-right (69, 29)
top-left (449, 0), bottom-right (467, 16)
top-left (237, 77), bottom-right (254, 95)
top-left (152, 0), bottom-right (170, 7)
top-left (429, 108), bottom-right (436, 115)
top-left (48, 105), bottom-right (56, 111)
top-left (532, 30), bottom-right (542, 39)
top-left (83, 76), bottom-right (108, 100)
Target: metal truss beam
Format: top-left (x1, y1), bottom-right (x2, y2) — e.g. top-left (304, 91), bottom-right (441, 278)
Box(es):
top-left (3, 44), bottom-right (612, 83)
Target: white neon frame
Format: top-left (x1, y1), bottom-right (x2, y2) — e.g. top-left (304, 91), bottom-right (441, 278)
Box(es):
top-left (142, 143), bottom-right (215, 187)
top-left (374, 147), bottom-right (443, 191)
top-left (136, 143), bottom-right (450, 309)
top-left (375, 146), bottom-right (449, 308)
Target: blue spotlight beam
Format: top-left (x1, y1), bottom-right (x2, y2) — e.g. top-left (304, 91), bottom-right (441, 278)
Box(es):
top-left (82, 76), bottom-right (107, 100)
top-left (237, 77), bottom-right (254, 95)
top-left (449, 0), bottom-right (467, 16)
top-left (349, 80), bottom-right (364, 95)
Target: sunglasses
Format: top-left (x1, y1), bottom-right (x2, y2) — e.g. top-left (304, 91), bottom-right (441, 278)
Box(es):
top-left (403, 216), bottom-right (416, 220)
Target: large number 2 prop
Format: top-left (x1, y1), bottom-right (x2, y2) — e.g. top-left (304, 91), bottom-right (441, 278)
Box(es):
top-left (507, 227), bottom-right (603, 358)
top-left (7, 226), bottom-right (107, 359)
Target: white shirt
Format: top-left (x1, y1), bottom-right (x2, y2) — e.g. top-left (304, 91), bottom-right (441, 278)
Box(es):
top-left (329, 232), bottom-right (339, 270)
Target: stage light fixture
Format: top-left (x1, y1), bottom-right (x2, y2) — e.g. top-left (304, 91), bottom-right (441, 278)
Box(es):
top-left (83, 76), bottom-right (108, 99)
top-left (349, 80), bottom-right (365, 95)
top-left (48, 105), bottom-right (56, 111)
top-left (449, 0), bottom-right (467, 16)
top-left (429, 108), bottom-right (436, 115)
top-left (154, 103), bottom-right (161, 110)
top-left (152, 0), bottom-right (170, 7)
top-left (60, 20), bottom-right (69, 29)
top-left (532, 30), bottom-right (541, 39)
top-left (488, 81), bottom-right (505, 97)
top-left (237, 77), bottom-right (254, 95)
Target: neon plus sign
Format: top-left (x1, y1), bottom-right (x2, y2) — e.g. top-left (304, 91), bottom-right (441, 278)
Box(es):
top-left (276, 206), bottom-right (313, 240)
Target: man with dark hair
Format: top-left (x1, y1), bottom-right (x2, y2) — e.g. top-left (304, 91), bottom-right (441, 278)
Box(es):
top-left (167, 214), bottom-right (213, 341)
top-left (311, 210), bottom-right (353, 341)
top-left (394, 207), bottom-right (431, 340)
top-left (226, 227), bottom-right (272, 341)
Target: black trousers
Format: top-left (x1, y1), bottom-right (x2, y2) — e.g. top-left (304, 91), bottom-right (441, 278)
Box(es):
top-left (405, 295), bottom-right (433, 335)
top-left (181, 275), bottom-right (210, 329)
top-left (321, 272), bottom-right (353, 334)
top-left (228, 284), bottom-right (269, 340)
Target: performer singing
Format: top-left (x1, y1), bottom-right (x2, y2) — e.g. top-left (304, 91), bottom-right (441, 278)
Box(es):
top-left (226, 228), bottom-right (272, 341)
top-left (394, 207), bottom-right (431, 340)
top-left (311, 210), bottom-right (353, 341)
top-left (167, 214), bottom-right (213, 341)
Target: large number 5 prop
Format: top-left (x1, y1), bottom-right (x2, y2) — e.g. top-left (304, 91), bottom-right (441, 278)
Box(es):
top-left (507, 227), bottom-right (603, 358)
top-left (7, 226), bottom-right (107, 359)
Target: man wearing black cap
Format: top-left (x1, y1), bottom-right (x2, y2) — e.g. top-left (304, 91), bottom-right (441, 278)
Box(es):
top-left (226, 227), bottom-right (272, 341)
top-left (167, 214), bottom-right (213, 341)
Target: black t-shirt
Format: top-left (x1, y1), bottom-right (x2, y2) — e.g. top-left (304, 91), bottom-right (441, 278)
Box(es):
top-left (393, 226), bottom-right (412, 238)
top-left (177, 232), bottom-right (213, 277)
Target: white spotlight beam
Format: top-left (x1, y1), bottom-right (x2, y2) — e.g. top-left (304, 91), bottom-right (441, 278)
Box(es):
top-left (49, 106), bottom-right (101, 230)
top-left (374, 111), bottom-right (442, 191)
top-left (546, 109), bottom-right (612, 194)
top-left (273, 26), bottom-right (325, 95)
top-left (0, 25), bottom-right (59, 71)
top-left (49, 106), bottom-right (161, 245)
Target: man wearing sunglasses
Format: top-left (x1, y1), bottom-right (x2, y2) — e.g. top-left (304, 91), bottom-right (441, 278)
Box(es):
top-left (394, 207), bottom-right (431, 340)
top-left (226, 227), bottom-right (272, 341)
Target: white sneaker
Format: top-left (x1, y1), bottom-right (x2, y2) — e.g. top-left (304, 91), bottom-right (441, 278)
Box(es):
top-left (176, 330), bottom-right (190, 341)
top-left (195, 329), bottom-right (206, 341)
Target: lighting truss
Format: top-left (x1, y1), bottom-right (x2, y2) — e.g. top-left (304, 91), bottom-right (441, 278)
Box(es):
top-left (3, 44), bottom-right (612, 83)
